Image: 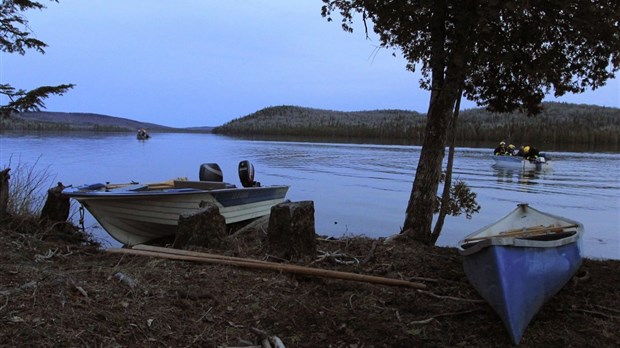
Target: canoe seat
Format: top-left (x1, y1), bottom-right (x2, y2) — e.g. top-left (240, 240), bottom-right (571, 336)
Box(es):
top-left (173, 180), bottom-right (233, 190)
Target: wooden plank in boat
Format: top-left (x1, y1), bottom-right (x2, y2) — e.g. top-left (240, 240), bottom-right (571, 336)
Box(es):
top-left (173, 180), bottom-right (229, 190)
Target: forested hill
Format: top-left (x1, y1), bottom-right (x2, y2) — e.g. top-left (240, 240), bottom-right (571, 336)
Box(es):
top-left (213, 103), bottom-right (620, 146)
top-left (5, 111), bottom-right (176, 132)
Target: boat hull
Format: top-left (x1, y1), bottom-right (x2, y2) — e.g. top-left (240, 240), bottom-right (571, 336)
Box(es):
top-left (459, 204), bottom-right (583, 344)
top-left (64, 185), bottom-right (289, 245)
top-left (492, 155), bottom-right (552, 171)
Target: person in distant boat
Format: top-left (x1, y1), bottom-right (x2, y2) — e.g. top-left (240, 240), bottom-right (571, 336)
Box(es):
top-left (494, 141), bottom-right (509, 155)
top-left (520, 145), bottom-right (540, 160)
top-left (137, 128), bottom-right (149, 139)
top-left (508, 144), bottom-right (517, 156)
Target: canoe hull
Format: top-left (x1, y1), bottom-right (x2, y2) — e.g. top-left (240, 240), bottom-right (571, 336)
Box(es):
top-left (459, 204), bottom-right (583, 344)
top-left (64, 185), bottom-right (289, 245)
top-left (462, 240), bottom-right (582, 344)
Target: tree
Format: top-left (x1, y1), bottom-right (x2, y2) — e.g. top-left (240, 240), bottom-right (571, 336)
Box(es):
top-left (0, 0), bottom-right (74, 118)
top-left (322, 0), bottom-right (620, 244)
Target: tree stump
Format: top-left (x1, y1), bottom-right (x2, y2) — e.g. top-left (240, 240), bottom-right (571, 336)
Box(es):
top-left (0, 168), bottom-right (9, 221)
top-left (40, 182), bottom-right (70, 223)
top-left (172, 202), bottom-right (227, 249)
top-left (268, 201), bottom-right (316, 261)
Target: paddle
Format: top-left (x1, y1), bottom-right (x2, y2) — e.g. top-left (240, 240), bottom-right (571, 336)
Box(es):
top-left (105, 177), bottom-right (188, 190)
top-left (463, 224), bottom-right (580, 242)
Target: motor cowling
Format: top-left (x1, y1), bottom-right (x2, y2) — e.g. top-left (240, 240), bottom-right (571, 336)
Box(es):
top-left (199, 163), bottom-right (223, 182)
top-left (238, 160), bottom-right (259, 187)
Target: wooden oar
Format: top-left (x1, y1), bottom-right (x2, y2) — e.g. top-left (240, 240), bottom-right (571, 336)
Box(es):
top-left (145, 180), bottom-right (176, 190)
top-left (107, 247), bottom-right (427, 289)
top-left (105, 182), bottom-right (139, 189)
top-left (133, 244), bottom-right (274, 265)
top-left (464, 224), bottom-right (579, 242)
top-left (105, 177), bottom-right (189, 191)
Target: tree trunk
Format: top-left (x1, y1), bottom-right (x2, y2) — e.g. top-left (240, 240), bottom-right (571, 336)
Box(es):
top-left (401, 0), bottom-right (476, 244)
top-left (40, 182), bottom-right (70, 223)
top-left (430, 90), bottom-right (462, 245)
top-left (0, 168), bottom-right (10, 221)
top-left (268, 201), bottom-right (316, 261)
top-left (403, 93), bottom-right (456, 243)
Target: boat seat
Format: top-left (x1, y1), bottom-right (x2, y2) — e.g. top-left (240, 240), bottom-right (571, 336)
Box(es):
top-left (173, 180), bottom-right (232, 190)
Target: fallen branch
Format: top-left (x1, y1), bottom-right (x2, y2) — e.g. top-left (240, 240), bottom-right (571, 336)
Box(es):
top-left (410, 308), bottom-right (483, 325)
top-left (572, 308), bottom-right (616, 320)
top-left (417, 289), bottom-right (485, 303)
top-left (108, 246), bottom-right (427, 289)
top-left (362, 239), bottom-right (378, 264)
top-left (0, 281), bottom-right (37, 296)
top-left (0, 294), bottom-right (8, 311)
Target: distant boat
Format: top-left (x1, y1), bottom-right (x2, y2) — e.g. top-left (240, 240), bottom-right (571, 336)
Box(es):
top-left (492, 154), bottom-right (552, 171)
top-left (458, 203), bottom-right (584, 345)
top-left (136, 128), bottom-right (150, 140)
top-left (62, 161), bottom-right (289, 245)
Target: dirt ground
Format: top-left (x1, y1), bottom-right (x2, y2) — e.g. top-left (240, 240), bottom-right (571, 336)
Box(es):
top-left (1, 216), bottom-right (618, 348)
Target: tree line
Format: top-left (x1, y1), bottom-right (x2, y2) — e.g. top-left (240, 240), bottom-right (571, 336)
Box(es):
top-left (213, 103), bottom-right (620, 148)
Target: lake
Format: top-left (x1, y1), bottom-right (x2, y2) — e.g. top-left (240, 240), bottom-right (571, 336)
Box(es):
top-left (1, 132), bottom-right (618, 260)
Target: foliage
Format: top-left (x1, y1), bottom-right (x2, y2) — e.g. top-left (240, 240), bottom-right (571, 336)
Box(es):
top-left (0, 0), bottom-right (48, 54)
top-left (321, 0), bottom-right (620, 244)
top-left (0, 0), bottom-right (74, 118)
top-left (436, 179), bottom-right (480, 219)
top-left (322, 0), bottom-right (620, 115)
top-left (1, 84), bottom-right (75, 117)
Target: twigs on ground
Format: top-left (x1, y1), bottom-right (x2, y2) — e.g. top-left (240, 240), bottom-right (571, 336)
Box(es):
top-left (417, 289), bottom-right (485, 303)
top-left (313, 249), bottom-right (359, 265)
top-left (0, 281), bottom-right (37, 296)
top-left (362, 239), bottom-right (378, 264)
top-left (250, 327), bottom-right (286, 348)
top-left (410, 308), bottom-right (483, 325)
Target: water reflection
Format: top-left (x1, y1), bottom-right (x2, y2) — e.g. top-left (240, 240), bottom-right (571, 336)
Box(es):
top-left (491, 165), bottom-right (543, 186)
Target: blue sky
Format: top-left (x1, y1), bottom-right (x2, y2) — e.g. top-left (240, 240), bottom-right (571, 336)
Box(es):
top-left (2, 0), bottom-right (619, 128)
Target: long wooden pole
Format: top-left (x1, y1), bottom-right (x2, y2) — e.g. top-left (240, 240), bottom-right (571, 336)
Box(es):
top-left (133, 244), bottom-right (275, 265)
top-left (107, 247), bottom-right (427, 290)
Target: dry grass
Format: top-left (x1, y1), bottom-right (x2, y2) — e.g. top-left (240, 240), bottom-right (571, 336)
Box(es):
top-left (3, 156), bottom-right (55, 216)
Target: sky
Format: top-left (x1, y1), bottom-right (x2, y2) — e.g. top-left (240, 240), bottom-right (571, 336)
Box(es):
top-left (2, 0), bottom-right (619, 128)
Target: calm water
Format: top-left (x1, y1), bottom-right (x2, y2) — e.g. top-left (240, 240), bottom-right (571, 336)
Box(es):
top-left (2, 132), bottom-right (619, 260)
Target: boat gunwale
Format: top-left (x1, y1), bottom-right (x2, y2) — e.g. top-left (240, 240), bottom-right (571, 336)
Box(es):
top-left (458, 204), bottom-right (584, 256)
top-left (62, 185), bottom-right (290, 199)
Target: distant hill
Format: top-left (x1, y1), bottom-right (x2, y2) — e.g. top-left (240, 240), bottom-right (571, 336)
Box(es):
top-left (2, 104), bottom-right (618, 148)
top-left (1, 112), bottom-right (214, 132)
top-left (213, 103), bottom-right (620, 147)
top-left (8, 111), bottom-right (176, 131)
top-left (213, 105), bottom-right (425, 138)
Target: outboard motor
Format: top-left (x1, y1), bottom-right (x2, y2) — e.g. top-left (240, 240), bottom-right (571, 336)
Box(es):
top-left (199, 163), bottom-right (223, 182)
top-left (238, 160), bottom-right (259, 187)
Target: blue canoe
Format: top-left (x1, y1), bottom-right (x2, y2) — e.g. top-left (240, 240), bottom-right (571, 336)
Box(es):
top-left (458, 204), bottom-right (584, 345)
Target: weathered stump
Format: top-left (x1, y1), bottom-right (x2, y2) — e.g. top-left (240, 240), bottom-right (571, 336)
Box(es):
top-left (0, 168), bottom-right (9, 221)
top-left (268, 201), bottom-right (316, 261)
top-left (173, 202), bottom-right (227, 249)
top-left (40, 182), bottom-right (70, 223)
